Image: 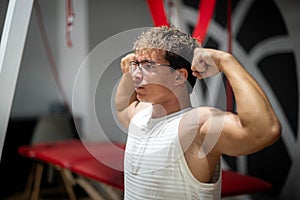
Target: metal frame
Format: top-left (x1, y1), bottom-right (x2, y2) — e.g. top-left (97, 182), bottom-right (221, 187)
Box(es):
top-left (0, 0), bottom-right (34, 161)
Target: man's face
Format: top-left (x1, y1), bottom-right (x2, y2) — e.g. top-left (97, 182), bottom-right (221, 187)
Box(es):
top-left (131, 50), bottom-right (177, 104)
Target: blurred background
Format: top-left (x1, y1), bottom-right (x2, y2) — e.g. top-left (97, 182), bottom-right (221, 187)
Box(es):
top-left (0, 0), bottom-right (299, 199)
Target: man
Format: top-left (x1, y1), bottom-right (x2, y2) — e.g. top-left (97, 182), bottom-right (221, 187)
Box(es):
top-left (115, 26), bottom-right (281, 199)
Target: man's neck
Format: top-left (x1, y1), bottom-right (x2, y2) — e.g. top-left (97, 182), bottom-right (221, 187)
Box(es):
top-left (151, 96), bottom-right (192, 119)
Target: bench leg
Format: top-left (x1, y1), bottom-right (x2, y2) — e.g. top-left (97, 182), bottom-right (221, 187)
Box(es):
top-left (31, 162), bottom-right (44, 200)
top-left (58, 167), bottom-right (77, 200)
top-left (100, 183), bottom-right (124, 200)
top-left (76, 177), bottom-right (123, 200)
top-left (76, 177), bottom-right (107, 200)
top-left (22, 162), bottom-right (37, 199)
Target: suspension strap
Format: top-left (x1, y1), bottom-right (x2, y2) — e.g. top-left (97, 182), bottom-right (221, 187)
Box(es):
top-left (146, 0), bottom-right (216, 44)
top-left (226, 0), bottom-right (234, 112)
top-left (146, 0), bottom-right (169, 27)
top-left (66, 0), bottom-right (75, 48)
top-left (192, 0), bottom-right (216, 43)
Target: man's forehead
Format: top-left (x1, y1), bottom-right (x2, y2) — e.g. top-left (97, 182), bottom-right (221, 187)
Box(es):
top-left (135, 49), bottom-right (166, 60)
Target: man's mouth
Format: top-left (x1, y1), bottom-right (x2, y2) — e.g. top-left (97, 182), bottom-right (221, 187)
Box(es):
top-left (135, 86), bottom-right (144, 91)
top-left (134, 84), bottom-right (145, 90)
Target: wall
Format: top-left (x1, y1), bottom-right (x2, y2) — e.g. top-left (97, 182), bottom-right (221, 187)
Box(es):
top-left (9, 0), bottom-right (153, 142)
top-left (10, 0), bottom-right (90, 139)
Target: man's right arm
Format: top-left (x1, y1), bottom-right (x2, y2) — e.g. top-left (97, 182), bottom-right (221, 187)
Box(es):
top-left (115, 53), bottom-right (139, 129)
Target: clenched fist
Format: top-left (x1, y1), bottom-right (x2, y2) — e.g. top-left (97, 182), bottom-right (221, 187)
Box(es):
top-left (121, 53), bottom-right (136, 74)
top-left (191, 48), bottom-right (223, 79)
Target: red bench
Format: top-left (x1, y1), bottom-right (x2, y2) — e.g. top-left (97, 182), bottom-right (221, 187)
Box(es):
top-left (18, 139), bottom-right (272, 199)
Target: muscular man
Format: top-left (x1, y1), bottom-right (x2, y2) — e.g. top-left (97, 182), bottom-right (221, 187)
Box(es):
top-left (115, 26), bottom-right (281, 199)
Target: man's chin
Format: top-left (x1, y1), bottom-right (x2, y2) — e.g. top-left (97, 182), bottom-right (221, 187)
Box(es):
top-left (136, 95), bottom-right (151, 103)
top-left (137, 97), bottom-right (147, 102)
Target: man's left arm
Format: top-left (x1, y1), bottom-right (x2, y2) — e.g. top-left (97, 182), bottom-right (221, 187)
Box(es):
top-left (192, 48), bottom-right (281, 156)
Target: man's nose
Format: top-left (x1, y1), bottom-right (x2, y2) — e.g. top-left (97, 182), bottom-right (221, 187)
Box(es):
top-left (131, 66), bottom-right (143, 77)
top-left (132, 68), bottom-right (143, 82)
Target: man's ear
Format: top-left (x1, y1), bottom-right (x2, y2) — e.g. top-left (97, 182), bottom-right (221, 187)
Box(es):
top-left (174, 68), bottom-right (188, 85)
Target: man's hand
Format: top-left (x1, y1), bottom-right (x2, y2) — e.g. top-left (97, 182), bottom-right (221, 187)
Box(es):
top-left (121, 53), bottom-right (136, 74)
top-left (191, 48), bottom-right (221, 79)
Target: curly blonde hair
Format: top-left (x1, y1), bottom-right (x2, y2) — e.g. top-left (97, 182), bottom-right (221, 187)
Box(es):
top-left (133, 26), bottom-right (201, 93)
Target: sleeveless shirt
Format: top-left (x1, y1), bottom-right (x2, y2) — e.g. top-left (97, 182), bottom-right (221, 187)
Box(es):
top-left (124, 106), bottom-right (221, 200)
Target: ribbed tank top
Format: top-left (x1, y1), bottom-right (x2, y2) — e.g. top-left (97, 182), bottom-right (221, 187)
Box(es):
top-left (124, 106), bottom-right (221, 200)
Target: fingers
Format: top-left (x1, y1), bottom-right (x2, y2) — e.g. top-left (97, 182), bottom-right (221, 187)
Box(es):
top-left (121, 53), bottom-right (136, 73)
top-left (192, 71), bottom-right (204, 79)
top-left (192, 48), bottom-right (215, 71)
top-left (191, 60), bottom-right (207, 73)
top-left (191, 48), bottom-right (220, 79)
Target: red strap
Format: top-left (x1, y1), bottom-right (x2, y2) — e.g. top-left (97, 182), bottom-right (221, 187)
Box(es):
top-left (146, 0), bottom-right (169, 27)
top-left (226, 0), bottom-right (234, 112)
top-left (192, 0), bottom-right (216, 43)
top-left (66, 0), bottom-right (75, 48)
top-left (146, 0), bottom-right (216, 43)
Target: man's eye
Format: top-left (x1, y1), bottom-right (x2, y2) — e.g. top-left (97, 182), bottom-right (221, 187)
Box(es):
top-left (143, 64), bottom-right (157, 72)
top-left (143, 64), bottom-right (152, 69)
top-left (130, 61), bottom-right (137, 66)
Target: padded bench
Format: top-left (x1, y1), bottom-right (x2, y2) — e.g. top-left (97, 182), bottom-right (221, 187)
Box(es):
top-left (18, 139), bottom-right (272, 199)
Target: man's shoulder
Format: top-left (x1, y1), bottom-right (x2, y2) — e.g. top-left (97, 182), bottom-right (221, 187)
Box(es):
top-left (183, 106), bottom-right (212, 117)
top-left (180, 107), bottom-right (212, 131)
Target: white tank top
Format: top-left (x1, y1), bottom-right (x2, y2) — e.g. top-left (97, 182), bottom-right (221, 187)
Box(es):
top-left (124, 106), bottom-right (221, 200)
